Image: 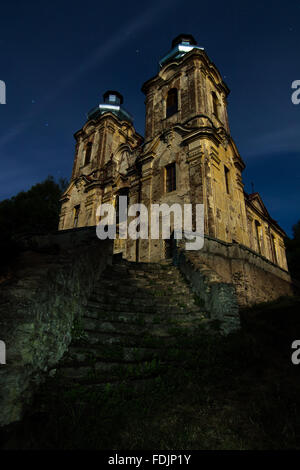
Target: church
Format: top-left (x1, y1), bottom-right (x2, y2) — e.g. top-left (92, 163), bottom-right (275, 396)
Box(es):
top-left (58, 34), bottom-right (288, 274)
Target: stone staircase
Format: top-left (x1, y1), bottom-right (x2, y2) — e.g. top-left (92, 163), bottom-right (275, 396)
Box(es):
top-left (42, 258), bottom-right (210, 399)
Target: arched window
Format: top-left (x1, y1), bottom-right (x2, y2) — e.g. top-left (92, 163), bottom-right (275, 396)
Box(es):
top-left (212, 92), bottom-right (219, 119)
top-left (84, 142), bottom-right (92, 165)
top-left (166, 88), bottom-right (178, 118)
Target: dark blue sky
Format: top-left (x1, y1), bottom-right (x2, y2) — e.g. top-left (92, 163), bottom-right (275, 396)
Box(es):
top-left (0, 0), bottom-right (299, 236)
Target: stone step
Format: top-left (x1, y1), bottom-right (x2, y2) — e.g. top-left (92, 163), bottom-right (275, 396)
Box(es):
top-left (97, 278), bottom-right (188, 291)
top-left (83, 310), bottom-right (208, 324)
top-left (103, 268), bottom-right (183, 280)
top-left (92, 284), bottom-right (191, 297)
top-left (113, 261), bottom-right (175, 272)
top-left (85, 301), bottom-right (200, 314)
top-left (75, 330), bottom-right (178, 348)
top-left (44, 258), bottom-right (211, 401)
top-left (52, 358), bottom-right (167, 384)
top-left (42, 374), bottom-right (165, 401)
top-left (88, 292), bottom-right (196, 307)
top-left (61, 344), bottom-right (168, 363)
top-left (81, 316), bottom-right (206, 335)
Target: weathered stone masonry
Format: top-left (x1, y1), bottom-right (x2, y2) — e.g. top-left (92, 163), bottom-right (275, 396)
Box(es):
top-left (0, 35), bottom-right (294, 431)
top-left (58, 34), bottom-right (293, 303)
top-left (0, 229), bottom-right (113, 427)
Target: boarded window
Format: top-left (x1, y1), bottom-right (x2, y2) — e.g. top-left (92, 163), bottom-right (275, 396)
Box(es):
top-left (166, 89), bottom-right (178, 118)
top-left (165, 163), bottom-right (176, 192)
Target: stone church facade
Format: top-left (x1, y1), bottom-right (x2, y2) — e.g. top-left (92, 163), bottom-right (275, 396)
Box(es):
top-left (58, 34), bottom-right (288, 273)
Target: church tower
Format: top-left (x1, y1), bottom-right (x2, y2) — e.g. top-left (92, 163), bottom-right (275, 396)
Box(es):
top-left (59, 34), bottom-right (288, 272)
top-left (142, 34), bottom-right (230, 141)
top-left (133, 34), bottom-right (250, 262)
top-left (59, 91), bottom-right (142, 232)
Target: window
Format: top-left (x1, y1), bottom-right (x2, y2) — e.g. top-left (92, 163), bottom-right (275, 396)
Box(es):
top-left (73, 205), bottom-right (80, 228)
top-left (115, 191), bottom-right (129, 225)
top-left (164, 231), bottom-right (176, 259)
top-left (166, 88), bottom-right (178, 118)
top-left (84, 142), bottom-right (92, 165)
top-left (212, 92), bottom-right (219, 119)
top-left (115, 195), bottom-right (121, 225)
top-left (255, 220), bottom-right (261, 254)
top-left (165, 163), bottom-right (176, 192)
top-left (224, 165), bottom-right (230, 194)
top-left (271, 234), bottom-right (277, 264)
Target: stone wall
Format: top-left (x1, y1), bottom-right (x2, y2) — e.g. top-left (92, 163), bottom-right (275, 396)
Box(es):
top-left (0, 228), bottom-right (113, 427)
top-left (175, 248), bottom-right (240, 334)
top-left (182, 235), bottom-right (293, 306)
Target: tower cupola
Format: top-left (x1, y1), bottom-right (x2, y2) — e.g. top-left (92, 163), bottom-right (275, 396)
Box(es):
top-left (103, 90), bottom-right (123, 106)
top-left (87, 90), bottom-right (133, 123)
top-left (159, 34), bottom-right (203, 68)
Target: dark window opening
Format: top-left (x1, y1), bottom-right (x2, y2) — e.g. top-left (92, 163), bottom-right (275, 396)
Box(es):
top-left (74, 205), bottom-right (80, 228)
top-left (115, 195), bottom-right (120, 225)
top-left (84, 142), bottom-right (92, 165)
top-left (212, 92), bottom-right (219, 119)
top-left (164, 232), bottom-right (176, 259)
top-left (115, 191), bottom-right (129, 225)
top-left (166, 88), bottom-right (178, 118)
top-left (255, 221), bottom-right (261, 254)
top-left (224, 165), bottom-right (230, 194)
top-left (271, 234), bottom-right (277, 264)
top-left (166, 163), bottom-right (176, 193)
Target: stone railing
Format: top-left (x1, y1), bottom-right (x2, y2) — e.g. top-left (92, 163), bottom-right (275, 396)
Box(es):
top-left (187, 235), bottom-right (293, 306)
top-left (174, 247), bottom-right (240, 334)
top-left (0, 227), bottom-right (113, 427)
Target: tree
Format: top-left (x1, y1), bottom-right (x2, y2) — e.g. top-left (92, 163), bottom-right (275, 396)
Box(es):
top-left (0, 176), bottom-right (67, 272)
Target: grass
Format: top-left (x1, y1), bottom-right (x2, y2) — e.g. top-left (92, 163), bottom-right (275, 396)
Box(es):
top-left (1, 296), bottom-right (300, 450)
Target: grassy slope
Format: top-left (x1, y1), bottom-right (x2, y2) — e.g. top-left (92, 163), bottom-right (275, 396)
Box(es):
top-left (2, 296), bottom-right (300, 450)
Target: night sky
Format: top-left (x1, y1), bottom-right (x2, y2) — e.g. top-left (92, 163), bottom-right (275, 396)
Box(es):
top-left (0, 0), bottom-right (299, 236)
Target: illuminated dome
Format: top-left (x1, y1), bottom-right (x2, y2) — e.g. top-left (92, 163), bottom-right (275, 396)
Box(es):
top-left (159, 34), bottom-right (203, 68)
top-left (87, 90), bottom-right (133, 123)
